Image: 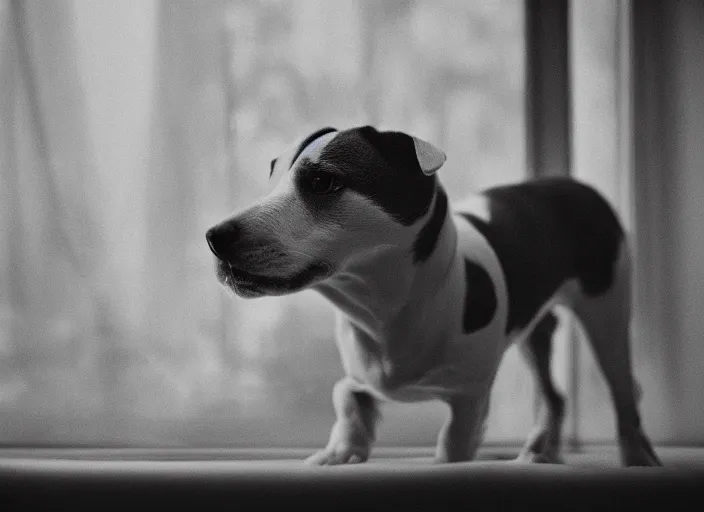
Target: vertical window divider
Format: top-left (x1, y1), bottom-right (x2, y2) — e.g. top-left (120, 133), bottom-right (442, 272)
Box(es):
top-left (525, 0), bottom-right (579, 453)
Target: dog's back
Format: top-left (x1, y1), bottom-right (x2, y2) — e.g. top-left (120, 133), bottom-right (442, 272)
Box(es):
top-left (454, 176), bottom-right (625, 339)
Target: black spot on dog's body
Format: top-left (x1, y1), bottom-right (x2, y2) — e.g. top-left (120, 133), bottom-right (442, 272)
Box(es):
top-left (269, 158), bottom-right (278, 177)
top-left (413, 186), bottom-right (448, 263)
top-left (314, 126), bottom-right (437, 225)
top-left (458, 177), bottom-right (624, 334)
top-left (289, 127), bottom-right (337, 169)
top-left (463, 258), bottom-right (497, 333)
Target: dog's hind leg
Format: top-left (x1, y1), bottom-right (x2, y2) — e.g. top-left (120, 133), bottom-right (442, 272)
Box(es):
top-left (571, 244), bottom-right (662, 467)
top-left (516, 310), bottom-right (566, 464)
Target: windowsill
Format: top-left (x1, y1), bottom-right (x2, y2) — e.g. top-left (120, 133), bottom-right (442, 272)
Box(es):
top-left (2, 446), bottom-right (702, 507)
top-left (0, 444), bottom-right (702, 463)
top-left (2, 444), bottom-right (704, 467)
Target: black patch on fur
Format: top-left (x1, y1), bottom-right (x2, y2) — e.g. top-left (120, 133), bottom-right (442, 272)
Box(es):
top-left (314, 126), bottom-right (437, 225)
top-left (413, 186), bottom-right (448, 263)
top-left (290, 127), bottom-right (337, 169)
top-left (463, 258), bottom-right (497, 333)
top-left (458, 177), bottom-right (624, 334)
top-left (269, 158), bottom-right (277, 178)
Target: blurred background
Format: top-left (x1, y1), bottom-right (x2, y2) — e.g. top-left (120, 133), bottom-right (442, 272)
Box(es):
top-left (1, 0), bottom-right (702, 450)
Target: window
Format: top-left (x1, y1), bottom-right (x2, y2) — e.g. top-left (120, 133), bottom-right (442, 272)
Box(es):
top-left (1, 0), bottom-right (637, 452)
top-left (1, 0), bottom-right (531, 449)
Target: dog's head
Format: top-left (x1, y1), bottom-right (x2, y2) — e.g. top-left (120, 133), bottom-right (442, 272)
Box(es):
top-left (206, 125), bottom-right (447, 298)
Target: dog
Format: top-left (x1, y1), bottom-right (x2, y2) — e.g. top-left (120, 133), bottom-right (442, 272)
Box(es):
top-left (206, 125), bottom-right (662, 467)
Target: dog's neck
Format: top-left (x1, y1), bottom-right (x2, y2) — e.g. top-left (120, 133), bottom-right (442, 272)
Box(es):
top-left (314, 191), bottom-right (458, 344)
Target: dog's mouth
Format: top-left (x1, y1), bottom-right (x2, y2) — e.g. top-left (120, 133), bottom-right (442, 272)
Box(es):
top-left (214, 257), bottom-right (333, 298)
top-left (215, 259), bottom-right (268, 297)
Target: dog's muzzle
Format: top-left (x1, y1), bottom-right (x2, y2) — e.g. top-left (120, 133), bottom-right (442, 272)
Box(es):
top-left (206, 221), bottom-right (334, 298)
top-left (206, 222), bottom-right (263, 297)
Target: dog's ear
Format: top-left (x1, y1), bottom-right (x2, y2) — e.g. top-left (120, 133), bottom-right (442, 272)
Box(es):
top-left (358, 126), bottom-right (446, 176)
top-left (412, 136), bottom-right (446, 176)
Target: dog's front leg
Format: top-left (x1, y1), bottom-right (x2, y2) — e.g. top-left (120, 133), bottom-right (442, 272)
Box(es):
top-left (434, 392), bottom-right (490, 463)
top-left (305, 376), bottom-right (379, 465)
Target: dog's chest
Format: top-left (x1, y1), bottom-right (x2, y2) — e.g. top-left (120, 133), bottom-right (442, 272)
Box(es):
top-left (334, 223), bottom-right (511, 402)
top-left (335, 314), bottom-right (505, 402)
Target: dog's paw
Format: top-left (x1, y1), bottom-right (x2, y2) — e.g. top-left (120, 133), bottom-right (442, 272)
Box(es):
top-left (514, 427), bottom-right (564, 464)
top-left (304, 445), bottom-right (369, 466)
top-left (620, 431), bottom-right (663, 467)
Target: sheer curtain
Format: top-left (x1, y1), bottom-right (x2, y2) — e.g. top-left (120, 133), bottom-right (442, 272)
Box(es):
top-left (0, 0), bottom-right (529, 448)
top-left (0, 0), bottom-right (234, 445)
top-left (1, 0), bottom-right (115, 441)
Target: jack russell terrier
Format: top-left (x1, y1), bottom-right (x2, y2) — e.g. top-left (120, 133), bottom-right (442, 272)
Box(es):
top-left (206, 125), bottom-right (662, 467)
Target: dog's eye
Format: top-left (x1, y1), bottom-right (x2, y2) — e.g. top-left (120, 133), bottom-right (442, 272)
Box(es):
top-left (308, 171), bottom-right (342, 195)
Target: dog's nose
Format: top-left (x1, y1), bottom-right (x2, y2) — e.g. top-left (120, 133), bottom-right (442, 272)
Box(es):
top-left (206, 223), bottom-right (241, 261)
